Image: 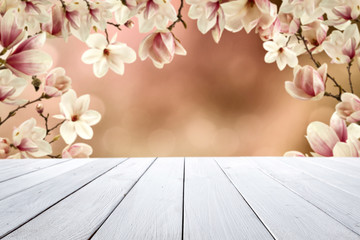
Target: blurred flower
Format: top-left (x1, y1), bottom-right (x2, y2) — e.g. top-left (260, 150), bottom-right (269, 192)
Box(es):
top-left (12, 118), bottom-right (52, 158)
top-left (0, 137), bottom-right (10, 159)
top-left (263, 34), bottom-right (298, 70)
top-left (278, 12), bottom-right (300, 35)
top-left (62, 143), bottom-right (93, 158)
top-left (335, 93), bottom-right (360, 123)
top-left (42, 4), bottom-right (66, 38)
top-left (284, 64), bottom-right (327, 101)
top-left (283, 151), bottom-right (305, 157)
top-left (280, 0), bottom-right (323, 24)
top-left (0, 9), bottom-right (26, 49)
top-left (0, 69), bottom-right (27, 105)
top-left (301, 19), bottom-right (328, 53)
top-left (139, 30), bottom-right (186, 68)
top-left (222, 0), bottom-right (277, 33)
top-left (5, 32), bottom-right (53, 77)
top-left (81, 33), bottom-right (136, 77)
top-left (44, 67), bottom-right (72, 97)
top-left (54, 89), bottom-right (101, 144)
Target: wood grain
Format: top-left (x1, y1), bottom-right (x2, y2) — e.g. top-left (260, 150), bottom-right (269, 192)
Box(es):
top-left (91, 157), bottom-right (184, 240)
top-left (4, 158), bottom-right (155, 240)
top-left (183, 157), bottom-right (274, 240)
top-left (0, 158), bottom-right (69, 182)
top-left (255, 158), bottom-right (360, 235)
top-left (217, 157), bottom-right (360, 240)
top-left (0, 158), bottom-right (92, 200)
top-left (0, 158), bottom-right (125, 238)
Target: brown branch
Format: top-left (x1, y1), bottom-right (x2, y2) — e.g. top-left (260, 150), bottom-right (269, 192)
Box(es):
top-left (347, 61), bottom-right (354, 93)
top-left (168, 0), bottom-right (187, 31)
top-left (324, 92), bottom-right (341, 101)
top-left (0, 94), bottom-right (46, 126)
top-left (107, 22), bottom-right (122, 31)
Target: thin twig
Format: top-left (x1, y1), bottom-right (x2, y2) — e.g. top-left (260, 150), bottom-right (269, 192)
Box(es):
top-left (347, 61), bottom-right (354, 93)
top-left (324, 92), bottom-right (341, 101)
top-left (168, 0), bottom-right (187, 31)
top-left (107, 22), bottom-right (122, 31)
top-left (104, 28), bottom-right (110, 43)
top-left (0, 94), bottom-right (46, 126)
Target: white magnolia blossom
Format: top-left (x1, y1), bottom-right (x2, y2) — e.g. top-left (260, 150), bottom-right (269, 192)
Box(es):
top-left (82, 33), bottom-right (136, 77)
top-left (62, 143), bottom-right (93, 158)
top-left (320, 0), bottom-right (360, 29)
top-left (54, 89), bottom-right (101, 144)
top-left (0, 69), bottom-right (27, 105)
top-left (137, 0), bottom-right (177, 33)
top-left (263, 34), bottom-right (298, 70)
top-left (12, 118), bottom-right (52, 158)
top-left (44, 67), bottom-right (72, 97)
top-left (280, 0), bottom-right (323, 24)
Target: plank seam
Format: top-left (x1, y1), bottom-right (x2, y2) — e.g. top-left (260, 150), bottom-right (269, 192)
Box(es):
top-left (0, 159), bottom-right (73, 184)
top-left (214, 158), bottom-right (277, 240)
top-left (181, 157), bottom-right (185, 240)
top-left (1, 158), bottom-right (129, 239)
top-left (280, 159), bottom-right (360, 198)
top-left (255, 163), bottom-right (360, 237)
top-left (87, 157), bottom-right (158, 240)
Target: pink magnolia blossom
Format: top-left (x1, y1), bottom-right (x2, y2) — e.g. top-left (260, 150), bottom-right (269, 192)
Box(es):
top-left (111, 0), bottom-right (138, 25)
top-left (139, 30), bottom-right (186, 68)
top-left (280, 0), bottom-right (323, 24)
top-left (54, 89), bottom-right (101, 144)
top-left (283, 151), bottom-right (305, 157)
top-left (62, 143), bottom-right (93, 158)
top-left (42, 4), bottom-right (66, 38)
top-left (44, 67), bottom-right (72, 97)
top-left (0, 69), bottom-right (27, 105)
top-left (257, 17), bottom-right (280, 41)
top-left (323, 24), bottom-right (360, 64)
top-left (12, 118), bottom-right (52, 158)
top-left (0, 10), bottom-right (26, 49)
top-left (301, 19), bottom-right (329, 53)
top-left (81, 33), bottom-right (136, 77)
top-left (0, 137), bottom-right (10, 159)
top-left (5, 32), bottom-right (52, 77)
top-left (306, 113), bottom-right (348, 157)
top-left (137, 0), bottom-right (177, 33)
top-left (285, 64), bottom-right (327, 101)
top-left (320, 0), bottom-right (360, 28)
top-left (263, 34), bottom-right (298, 70)
top-left (222, 0), bottom-right (277, 34)
top-left (335, 93), bottom-right (360, 123)
top-left (278, 12), bottom-right (300, 34)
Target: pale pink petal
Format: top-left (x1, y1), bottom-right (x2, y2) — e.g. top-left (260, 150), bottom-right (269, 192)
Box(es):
top-left (86, 33), bottom-right (108, 49)
top-left (60, 121), bottom-right (77, 144)
top-left (284, 151), bottom-right (305, 157)
top-left (81, 49), bottom-right (103, 64)
top-left (93, 58), bottom-right (109, 78)
top-left (75, 121), bottom-right (93, 140)
top-left (12, 33), bottom-right (46, 55)
top-left (74, 94), bottom-right (90, 116)
top-left (330, 112), bottom-right (348, 142)
top-left (80, 110), bottom-right (101, 126)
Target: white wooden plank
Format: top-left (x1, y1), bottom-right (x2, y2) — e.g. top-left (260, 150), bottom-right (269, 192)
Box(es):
top-left (0, 158), bottom-right (93, 200)
top-left (4, 158), bottom-right (155, 240)
top-left (183, 157), bottom-right (274, 240)
top-left (91, 157), bottom-right (184, 240)
top-left (289, 157), bottom-right (360, 178)
top-left (0, 158), bottom-right (69, 182)
top-left (255, 158), bottom-right (360, 235)
top-left (0, 158), bottom-right (125, 238)
top-left (281, 158), bottom-right (360, 197)
top-left (217, 157), bottom-right (360, 240)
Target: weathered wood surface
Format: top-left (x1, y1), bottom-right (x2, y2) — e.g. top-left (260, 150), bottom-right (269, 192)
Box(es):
top-left (0, 157), bottom-right (359, 240)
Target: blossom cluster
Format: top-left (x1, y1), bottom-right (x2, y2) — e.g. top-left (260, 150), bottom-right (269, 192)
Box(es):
top-left (0, 0), bottom-right (359, 158)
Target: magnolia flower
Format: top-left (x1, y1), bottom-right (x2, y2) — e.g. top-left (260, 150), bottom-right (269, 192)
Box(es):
top-left (44, 67), bottom-right (72, 97)
top-left (222, 0), bottom-right (277, 33)
top-left (81, 33), bottom-right (136, 78)
top-left (323, 24), bottom-right (360, 64)
top-left (306, 113), bottom-right (347, 157)
top-left (0, 9), bottom-right (26, 49)
top-left (283, 151), bottom-right (306, 157)
top-left (285, 64), bottom-right (327, 101)
top-left (263, 34), bottom-right (298, 70)
top-left (302, 19), bottom-right (329, 53)
top-left (42, 4), bottom-right (67, 38)
top-left (54, 89), bottom-right (101, 144)
top-left (257, 17), bottom-right (281, 41)
top-left (62, 143), bottom-right (93, 158)
top-left (0, 138), bottom-right (10, 159)
top-left (280, 0), bottom-right (323, 24)
top-left (0, 69), bottom-right (27, 105)
top-left (139, 30), bottom-right (187, 68)
top-left (12, 118), bottom-right (52, 158)
top-left (278, 12), bottom-right (300, 35)
top-left (187, 0), bottom-right (226, 42)
top-left (109, 0), bottom-right (138, 25)
top-left (137, 0), bottom-right (177, 33)
top-left (335, 93), bottom-right (360, 123)
top-left (320, 0), bottom-right (360, 29)
top-left (5, 32), bottom-right (53, 77)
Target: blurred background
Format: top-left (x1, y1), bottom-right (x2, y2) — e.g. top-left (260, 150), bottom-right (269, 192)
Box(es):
top-left (1, 2), bottom-right (358, 157)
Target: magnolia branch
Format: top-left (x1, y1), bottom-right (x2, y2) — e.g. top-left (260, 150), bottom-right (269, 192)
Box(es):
top-left (347, 61), bottom-right (354, 93)
top-left (168, 0), bottom-right (187, 31)
top-left (297, 33), bottom-right (345, 99)
top-left (39, 112), bottom-right (65, 137)
top-left (107, 22), bottom-right (122, 31)
top-left (0, 94), bottom-right (46, 126)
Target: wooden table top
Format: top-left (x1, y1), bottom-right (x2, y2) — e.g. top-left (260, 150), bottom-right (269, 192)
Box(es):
top-left (0, 157), bottom-right (359, 240)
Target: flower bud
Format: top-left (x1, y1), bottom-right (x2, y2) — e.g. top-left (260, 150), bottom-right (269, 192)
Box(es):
top-left (36, 103), bottom-right (44, 114)
top-left (335, 93), bottom-right (360, 123)
top-left (44, 67), bottom-right (72, 97)
top-left (124, 20), bottom-right (134, 29)
top-left (0, 138), bottom-right (10, 159)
